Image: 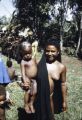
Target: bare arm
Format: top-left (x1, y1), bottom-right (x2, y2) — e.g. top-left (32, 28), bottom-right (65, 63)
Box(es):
top-left (20, 61), bottom-right (26, 83)
top-left (20, 61), bottom-right (30, 83)
top-left (61, 65), bottom-right (67, 111)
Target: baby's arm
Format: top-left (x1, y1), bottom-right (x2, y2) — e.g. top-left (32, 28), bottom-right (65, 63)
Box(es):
top-left (20, 61), bottom-right (30, 87)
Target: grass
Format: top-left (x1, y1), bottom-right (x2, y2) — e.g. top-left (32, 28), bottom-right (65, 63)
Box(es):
top-left (2, 54), bottom-right (82, 120)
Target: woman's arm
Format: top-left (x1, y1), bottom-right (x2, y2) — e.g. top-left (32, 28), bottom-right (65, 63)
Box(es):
top-left (61, 65), bottom-right (67, 111)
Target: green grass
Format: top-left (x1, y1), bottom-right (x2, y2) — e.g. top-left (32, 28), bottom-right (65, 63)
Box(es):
top-left (2, 54), bottom-right (82, 120)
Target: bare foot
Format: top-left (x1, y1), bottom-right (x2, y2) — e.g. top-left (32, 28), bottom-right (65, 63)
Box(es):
top-left (29, 104), bottom-right (35, 113)
top-left (25, 105), bottom-right (31, 114)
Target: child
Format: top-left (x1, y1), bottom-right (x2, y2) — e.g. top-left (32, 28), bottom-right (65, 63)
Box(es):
top-left (0, 85), bottom-right (12, 118)
top-left (20, 41), bottom-right (37, 113)
top-left (6, 59), bottom-right (18, 81)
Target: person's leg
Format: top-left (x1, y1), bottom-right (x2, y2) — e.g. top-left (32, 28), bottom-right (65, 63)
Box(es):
top-left (29, 80), bottom-right (37, 113)
top-left (29, 95), bottom-right (36, 113)
top-left (24, 91), bottom-right (31, 113)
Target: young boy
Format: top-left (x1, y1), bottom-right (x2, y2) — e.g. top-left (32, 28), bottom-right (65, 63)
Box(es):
top-left (6, 59), bottom-right (17, 81)
top-left (20, 41), bottom-right (37, 113)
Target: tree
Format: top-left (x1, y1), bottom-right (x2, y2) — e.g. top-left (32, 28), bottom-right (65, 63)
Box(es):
top-left (12, 0), bottom-right (60, 45)
top-left (1, 0), bottom-right (82, 60)
top-left (68, 0), bottom-right (82, 57)
top-left (12, 0), bottom-right (77, 49)
top-left (0, 16), bottom-right (8, 25)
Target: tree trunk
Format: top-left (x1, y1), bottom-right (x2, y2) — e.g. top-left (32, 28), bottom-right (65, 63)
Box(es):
top-left (60, 28), bottom-right (63, 51)
top-left (76, 11), bottom-right (82, 56)
top-left (76, 31), bottom-right (81, 54)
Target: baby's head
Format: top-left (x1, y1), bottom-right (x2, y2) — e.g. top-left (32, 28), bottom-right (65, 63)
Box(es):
top-left (6, 60), bottom-right (12, 67)
top-left (21, 41), bottom-right (32, 61)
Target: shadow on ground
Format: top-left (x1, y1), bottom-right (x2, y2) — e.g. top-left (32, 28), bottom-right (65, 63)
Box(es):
top-left (17, 107), bottom-right (37, 120)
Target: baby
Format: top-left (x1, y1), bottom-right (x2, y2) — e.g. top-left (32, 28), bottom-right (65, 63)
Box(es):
top-left (20, 41), bottom-right (37, 113)
top-left (6, 59), bottom-right (18, 81)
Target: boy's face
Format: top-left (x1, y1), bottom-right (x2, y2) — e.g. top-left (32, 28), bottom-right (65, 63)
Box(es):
top-left (23, 46), bottom-right (32, 61)
top-left (45, 45), bottom-right (59, 63)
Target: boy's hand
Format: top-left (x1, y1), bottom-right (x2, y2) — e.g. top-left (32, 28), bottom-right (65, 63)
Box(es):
top-left (23, 80), bottom-right (31, 90)
top-left (62, 102), bottom-right (67, 112)
top-left (24, 80), bottom-right (30, 87)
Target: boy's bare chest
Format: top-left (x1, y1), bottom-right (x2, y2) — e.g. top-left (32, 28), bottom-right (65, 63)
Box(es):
top-left (24, 60), bottom-right (37, 78)
top-left (24, 60), bottom-right (34, 67)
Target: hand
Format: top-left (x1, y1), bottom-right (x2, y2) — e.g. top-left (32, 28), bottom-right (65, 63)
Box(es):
top-left (24, 80), bottom-right (31, 88)
top-left (62, 102), bottom-right (67, 112)
top-left (0, 101), bottom-right (5, 105)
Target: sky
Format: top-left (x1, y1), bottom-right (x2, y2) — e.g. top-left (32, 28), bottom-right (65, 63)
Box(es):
top-left (0, 0), bottom-right (15, 18)
top-left (0, 0), bottom-right (73, 21)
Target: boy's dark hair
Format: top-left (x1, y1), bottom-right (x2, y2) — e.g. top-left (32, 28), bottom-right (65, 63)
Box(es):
top-left (17, 41), bottom-right (32, 64)
top-left (6, 60), bottom-right (12, 67)
top-left (21, 41), bottom-right (31, 51)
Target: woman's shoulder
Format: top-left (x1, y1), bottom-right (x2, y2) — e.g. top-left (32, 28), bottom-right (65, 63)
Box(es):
top-left (56, 61), bottom-right (66, 71)
top-left (60, 63), bottom-right (66, 72)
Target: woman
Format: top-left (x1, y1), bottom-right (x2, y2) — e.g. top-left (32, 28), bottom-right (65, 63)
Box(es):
top-left (35, 38), bottom-right (67, 120)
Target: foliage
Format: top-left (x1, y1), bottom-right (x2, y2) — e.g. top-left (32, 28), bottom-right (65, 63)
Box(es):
top-left (0, 0), bottom-right (82, 59)
top-left (12, 0), bottom-right (82, 49)
top-left (12, 0), bottom-right (61, 44)
top-left (68, 0), bottom-right (82, 10)
top-left (0, 16), bottom-right (9, 25)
